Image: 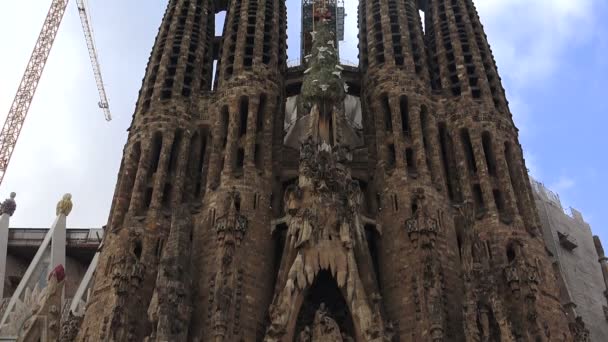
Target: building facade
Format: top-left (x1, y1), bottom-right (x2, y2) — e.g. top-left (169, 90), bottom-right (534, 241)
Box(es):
top-left (532, 179), bottom-right (608, 342)
top-left (65, 0), bottom-right (588, 340)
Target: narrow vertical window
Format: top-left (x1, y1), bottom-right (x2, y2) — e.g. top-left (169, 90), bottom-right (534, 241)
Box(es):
top-left (473, 184), bottom-right (485, 215)
top-left (420, 106), bottom-right (434, 180)
top-left (254, 144), bottom-right (263, 170)
top-left (460, 128), bottom-right (477, 175)
top-left (400, 95), bottom-right (410, 136)
top-left (406, 148), bottom-right (417, 176)
top-left (168, 129), bottom-right (183, 172)
top-left (150, 132), bottom-right (163, 174)
top-left (196, 135), bottom-right (208, 197)
top-left (235, 148), bottom-right (245, 174)
top-left (438, 123), bottom-right (462, 202)
top-left (482, 132), bottom-right (497, 176)
top-left (239, 97), bottom-right (249, 138)
top-left (221, 106), bottom-right (229, 148)
top-left (382, 94), bottom-right (393, 132)
top-left (257, 94), bottom-right (267, 133)
top-left (493, 189), bottom-right (505, 215)
top-left (387, 144), bottom-right (396, 169)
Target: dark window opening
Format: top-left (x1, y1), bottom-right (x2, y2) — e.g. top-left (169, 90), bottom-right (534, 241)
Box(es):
top-left (406, 148), bottom-right (417, 176)
top-left (387, 144), bottom-right (396, 169)
top-left (400, 96), bottom-right (409, 136)
top-left (239, 97), bottom-right (249, 137)
top-left (482, 132), bottom-right (497, 176)
top-left (438, 123), bottom-right (462, 202)
top-left (493, 189), bottom-right (505, 214)
top-left (235, 148), bottom-right (245, 175)
top-left (420, 106), bottom-right (434, 181)
top-left (168, 129), bottom-right (183, 172)
top-left (473, 184), bottom-right (485, 216)
top-left (221, 106), bottom-right (229, 148)
top-left (365, 224), bottom-right (382, 289)
top-left (460, 129), bottom-right (477, 175)
top-left (143, 187), bottom-right (153, 210)
top-left (393, 194), bottom-right (399, 212)
top-left (506, 243), bottom-right (516, 262)
top-left (382, 94), bottom-right (393, 132)
top-left (254, 144), bottom-right (263, 170)
top-left (133, 239), bottom-right (143, 260)
top-left (150, 133), bottom-right (163, 175)
top-left (162, 183), bottom-right (172, 207)
top-left (257, 94), bottom-right (267, 133)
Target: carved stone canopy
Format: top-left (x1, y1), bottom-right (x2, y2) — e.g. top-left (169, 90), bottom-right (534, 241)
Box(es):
top-left (214, 188), bottom-right (248, 246)
top-left (405, 189), bottom-right (440, 247)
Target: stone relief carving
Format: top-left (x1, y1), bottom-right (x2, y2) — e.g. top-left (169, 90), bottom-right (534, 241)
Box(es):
top-left (265, 133), bottom-right (390, 340)
top-left (405, 188), bottom-right (441, 249)
top-left (209, 188), bottom-right (248, 340)
top-left (0, 192), bottom-right (16, 216)
top-left (8, 265), bottom-right (66, 342)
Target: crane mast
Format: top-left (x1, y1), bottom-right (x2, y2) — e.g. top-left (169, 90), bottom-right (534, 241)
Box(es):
top-left (76, 0), bottom-right (112, 121)
top-left (0, 0), bottom-right (69, 186)
top-left (0, 0), bottom-right (111, 187)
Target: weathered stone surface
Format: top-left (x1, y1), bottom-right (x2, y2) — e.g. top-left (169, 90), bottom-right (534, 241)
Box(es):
top-left (70, 0), bottom-right (582, 340)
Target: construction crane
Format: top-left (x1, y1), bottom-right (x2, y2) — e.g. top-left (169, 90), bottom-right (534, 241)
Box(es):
top-left (0, 0), bottom-right (112, 187)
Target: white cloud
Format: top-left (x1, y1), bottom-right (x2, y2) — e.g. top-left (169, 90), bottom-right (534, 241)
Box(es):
top-left (476, 0), bottom-right (599, 88)
top-left (550, 176), bottom-right (576, 193)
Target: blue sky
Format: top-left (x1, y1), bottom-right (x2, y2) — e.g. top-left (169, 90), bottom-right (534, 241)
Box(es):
top-left (0, 0), bottom-right (606, 243)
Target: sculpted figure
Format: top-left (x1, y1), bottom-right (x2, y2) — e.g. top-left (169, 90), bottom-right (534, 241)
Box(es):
top-left (0, 192), bottom-right (16, 216)
top-left (311, 304), bottom-right (343, 341)
top-left (56, 193), bottom-right (73, 216)
top-left (298, 326), bottom-right (312, 342)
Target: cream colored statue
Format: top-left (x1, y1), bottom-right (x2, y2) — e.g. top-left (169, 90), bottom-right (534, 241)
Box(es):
top-left (56, 193), bottom-right (73, 216)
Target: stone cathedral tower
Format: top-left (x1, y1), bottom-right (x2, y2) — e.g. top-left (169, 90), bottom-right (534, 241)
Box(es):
top-left (71, 0), bottom-right (586, 341)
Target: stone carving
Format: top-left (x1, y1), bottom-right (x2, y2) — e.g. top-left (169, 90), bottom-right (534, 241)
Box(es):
top-left (7, 265), bottom-right (66, 342)
top-left (311, 303), bottom-right (343, 341)
top-left (266, 99), bottom-right (390, 340)
top-left (209, 189), bottom-right (248, 340)
top-left (58, 311), bottom-right (83, 342)
top-left (405, 189), bottom-right (440, 249)
top-left (56, 193), bottom-right (73, 216)
top-left (569, 316), bottom-right (590, 342)
top-left (0, 192), bottom-right (16, 216)
top-left (215, 188), bottom-right (248, 249)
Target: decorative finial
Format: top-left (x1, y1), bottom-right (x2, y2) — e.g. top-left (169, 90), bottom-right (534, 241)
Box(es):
top-left (56, 193), bottom-right (73, 217)
top-left (0, 192), bottom-right (17, 216)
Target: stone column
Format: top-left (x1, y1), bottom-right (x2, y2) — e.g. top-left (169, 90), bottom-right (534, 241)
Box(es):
top-left (593, 236), bottom-right (608, 301)
top-left (0, 192), bottom-right (16, 300)
top-left (51, 193), bottom-right (71, 275)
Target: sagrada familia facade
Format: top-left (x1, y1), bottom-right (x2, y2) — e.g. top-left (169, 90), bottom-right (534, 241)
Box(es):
top-left (57, 0), bottom-right (591, 340)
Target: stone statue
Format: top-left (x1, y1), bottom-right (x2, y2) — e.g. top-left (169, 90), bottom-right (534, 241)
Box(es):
top-left (0, 192), bottom-right (16, 216)
top-left (298, 326), bottom-right (312, 342)
top-left (311, 303), bottom-right (343, 341)
top-left (56, 193), bottom-right (73, 216)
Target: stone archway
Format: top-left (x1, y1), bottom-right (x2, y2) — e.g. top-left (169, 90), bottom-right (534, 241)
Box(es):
top-left (294, 270), bottom-right (356, 341)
